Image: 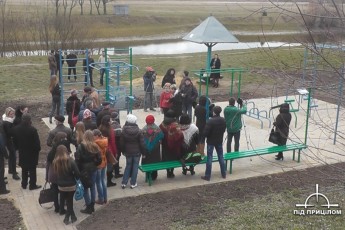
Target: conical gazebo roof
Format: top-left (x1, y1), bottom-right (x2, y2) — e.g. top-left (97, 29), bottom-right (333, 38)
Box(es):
top-left (182, 16), bottom-right (239, 44)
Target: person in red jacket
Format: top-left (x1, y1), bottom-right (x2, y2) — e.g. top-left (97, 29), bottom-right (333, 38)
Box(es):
top-left (160, 83), bottom-right (172, 116)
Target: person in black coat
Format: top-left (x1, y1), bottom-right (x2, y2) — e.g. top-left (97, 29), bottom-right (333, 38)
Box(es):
top-left (66, 89), bottom-right (81, 130)
top-left (161, 68), bottom-right (176, 88)
top-left (180, 78), bottom-right (198, 120)
top-left (201, 106), bottom-right (226, 181)
top-left (13, 105), bottom-right (28, 127)
top-left (169, 84), bottom-right (183, 121)
top-left (274, 103), bottom-right (292, 160)
top-left (66, 52), bottom-right (78, 82)
top-left (12, 114), bottom-right (41, 190)
top-left (143, 66), bottom-right (157, 112)
top-left (210, 53), bottom-right (221, 88)
top-left (0, 122), bottom-right (10, 194)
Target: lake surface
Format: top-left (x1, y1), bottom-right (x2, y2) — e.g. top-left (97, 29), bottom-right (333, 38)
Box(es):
top-left (130, 41), bottom-right (301, 55)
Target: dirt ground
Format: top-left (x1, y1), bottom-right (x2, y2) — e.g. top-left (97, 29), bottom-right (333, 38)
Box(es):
top-left (0, 69), bottom-right (341, 229)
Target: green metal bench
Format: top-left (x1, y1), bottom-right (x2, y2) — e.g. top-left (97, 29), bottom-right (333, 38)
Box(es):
top-left (139, 156), bottom-right (218, 186)
top-left (223, 143), bottom-right (307, 174)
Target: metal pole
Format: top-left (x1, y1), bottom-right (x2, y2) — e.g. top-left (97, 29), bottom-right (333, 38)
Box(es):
top-left (230, 70), bottom-right (234, 97)
top-left (304, 88), bottom-right (311, 145)
top-left (59, 49), bottom-right (64, 116)
top-left (333, 72), bottom-right (343, 144)
top-left (237, 70), bottom-right (242, 98)
top-left (105, 48), bottom-right (109, 101)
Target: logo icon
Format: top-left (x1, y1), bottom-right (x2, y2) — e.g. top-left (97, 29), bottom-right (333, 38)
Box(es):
top-left (293, 184), bottom-right (342, 216)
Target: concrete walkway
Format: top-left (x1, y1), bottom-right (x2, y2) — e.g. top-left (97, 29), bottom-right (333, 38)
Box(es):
top-left (2, 96), bottom-right (344, 230)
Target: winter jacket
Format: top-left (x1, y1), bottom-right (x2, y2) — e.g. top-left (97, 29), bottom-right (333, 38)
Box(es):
top-left (161, 68), bottom-right (176, 88)
top-left (66, 53), bottom-right (77, 67)
top-left (169, 91), bottom-right (183, 118)
top-left (120, 123), bottom-right (145, 157)
top-left (46, 124), bottom-right (72, 148)
top-left (274, 104), bottom-right (292, 145)
top-left (143, 71), bottom-right (156, 92)
top-left (95, 137), bottom-right (108, 169)
top-left (203, 115), bottom-right (226, 145)
top-left (224, 105), bottom-right (247, 133)
top-left (160, 91), bottom-right (172, 109)
top-left (48, 54), bottom-right (57, 71)
top-left (51, 84), bottom-right (61, 103)
top-left (180, 124), bottom-right (199, 155)
top-left (12, 123), bottom-right (41, 168)
top-left (66, 95), bottom-right (81, 126)
top-left (180, 84), bottom-right (198, 106)
top-left (56, 158), bottom-right (80, 188)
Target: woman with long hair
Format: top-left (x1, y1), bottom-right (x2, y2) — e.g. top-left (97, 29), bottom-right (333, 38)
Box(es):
top-left (72, 122), bottom-right (85, 148)
top-left (75, 130), bottom-right (102, 214)
top-left (46, 132), bottom-right (70, 214)
top-left (99, 115), bottom-right (117, 187)
top-left (93, 129), bottom-right (108, 205)
top-left (48, 75), bottom-right (61, 124)
top-left (53, 145), bottom-right (80, 225)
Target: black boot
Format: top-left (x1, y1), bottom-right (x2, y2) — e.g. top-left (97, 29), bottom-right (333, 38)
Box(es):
top-left (71, 211), bottom-right (77, 223)
top-left (90, 202), bottom-right (95, 213)
top-left (107, 171), bottom-right (116, 187)
top-left (275, 152), bottom-right (284, 161)
top-left (80, 204), bottom-right (93, 214)
top-left (63, 213), bottom-right (70, 225)
top-left (189, 166), bottom-right (195, 175)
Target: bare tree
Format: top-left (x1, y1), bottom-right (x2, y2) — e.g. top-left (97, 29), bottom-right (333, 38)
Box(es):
top-left (0, 0), bottom-right (6, 57)
top-left (93, 0), bottom-right (101, 15)
top-left (89, 0), bottom-right (93, 14)
top-left (78, 0), bottom-right (84, 15)
top-left (53, 0), bottom-right (60, 16)
top-left (102, 0), bottom-right (107, 15)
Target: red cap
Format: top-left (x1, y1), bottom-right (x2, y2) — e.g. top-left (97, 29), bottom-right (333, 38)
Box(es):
top-left (145, 115), bottom-right (155, 124)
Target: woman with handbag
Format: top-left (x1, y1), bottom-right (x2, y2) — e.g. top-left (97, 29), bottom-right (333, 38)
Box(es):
top-left (66, 89), bottom-right (81, 130)
top-left (273, 103), bottom-right (292, 160)
top-left (74, 130), bottom-right (102, 214)
top-left (53, 145), bottom-right (80, 225)
top-left (46, 132), bottom-right (70, 214)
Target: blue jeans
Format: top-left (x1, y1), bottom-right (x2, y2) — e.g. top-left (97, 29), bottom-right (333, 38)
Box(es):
top-left (49, 98), bottom-right (60, 118)
top-left (204, 144), bottom-right (226, 179)
top-left (122, 155), bottom-right (140, 186)
top-left (83, 171), bottom-right (97, 205)
top-left (96, 167), bottom-right (107, 202)
top-left (227, 131), bottom-right (241, 153)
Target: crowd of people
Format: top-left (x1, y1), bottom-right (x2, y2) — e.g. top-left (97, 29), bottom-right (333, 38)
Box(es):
top-left (0, 63), bottom-right (292, 225)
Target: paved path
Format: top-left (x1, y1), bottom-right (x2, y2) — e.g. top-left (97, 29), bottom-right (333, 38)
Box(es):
top-left (2, 96), bottom-right (344, 229)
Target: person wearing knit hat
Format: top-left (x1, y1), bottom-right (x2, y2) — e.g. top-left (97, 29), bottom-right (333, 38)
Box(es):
top-left (141, 114), bottom-right (164, 181)
top-left (71, 89), bottom-right (78, 95)
top-left (121, 113), bottom-right (145, 189)
top-left (126, 114), bottom-right (137, 124)
top-left (145, 115), bottom-right (155, 125)
top-left (201, 105), bottom-right (227, 182)
top-left (83, 109), bottom-right (92, 120)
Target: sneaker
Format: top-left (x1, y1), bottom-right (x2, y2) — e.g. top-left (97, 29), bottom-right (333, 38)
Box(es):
top-left (121, 184), bottom-right (126, 189)
top-left (150, 108), bottom-right (156, 111)
top-left (130, 183), bottom-right (137, 189)
top-left (107, 181), bottom-right (116, 187)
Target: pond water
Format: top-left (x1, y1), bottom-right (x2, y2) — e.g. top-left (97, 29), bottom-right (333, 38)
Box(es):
top-left (130, 41), bottom-right (301, 55)
top-left (3, 41), bottom-right (301, 57)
